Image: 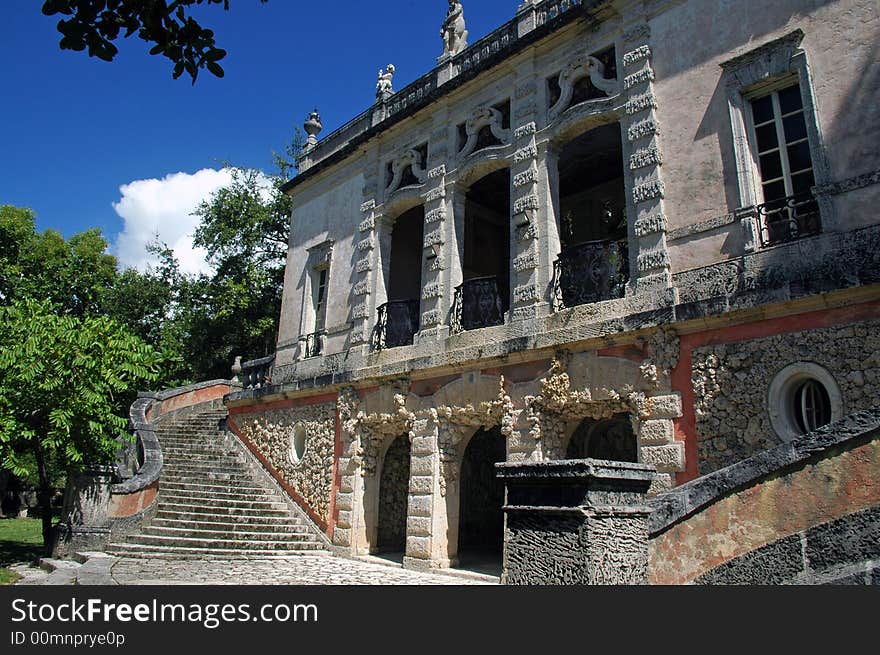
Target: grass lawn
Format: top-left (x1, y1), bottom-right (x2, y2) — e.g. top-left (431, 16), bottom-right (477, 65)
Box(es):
top-left (0, 517), bottom-right (46, 585)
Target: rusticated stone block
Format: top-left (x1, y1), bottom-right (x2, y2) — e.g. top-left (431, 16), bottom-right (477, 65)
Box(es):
top-left (407, 516), bottom-right (433, 536)
top-left (644, 394), bottom-right (683, 419)
top-left (406, 535), bottom-right (432, 558)
top-left (408, 494), bottom-right (433, 517)
top-left (639, 419), bottom-right (675, 445)
top-left (409, 475), bottom-right (434, 495)
top-left (640, 443), bottom-right (686, 472)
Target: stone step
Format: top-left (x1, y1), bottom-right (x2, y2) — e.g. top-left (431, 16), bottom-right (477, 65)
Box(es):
top-left (161, 472), bottom-right (258, 484)
top-left (105, 543), bottom-right (329, 559)
top-left (158, 488), bottom-right (276, 503)
top-left (141, 526), bottom-right (314, 541)
top-left (155, 509), bottom-right (294, 523)
top-left (158, 494), bottom-right (287, 509)
top-left (150, 518), bottom-right (308, 532)
top-left (160, 447), bottom-right (241, 458)
top-left (163, 463), bottom-right (249, 475)
top-left (158, 498), bottom-right (289, 512)
top-left (119, 534), bottom-right (322, 550)
top-left (160, 481), bottom-right (271, 495)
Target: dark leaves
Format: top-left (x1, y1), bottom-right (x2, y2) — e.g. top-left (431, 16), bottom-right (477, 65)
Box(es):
top-left (40, 0), bottom-right (267, 83)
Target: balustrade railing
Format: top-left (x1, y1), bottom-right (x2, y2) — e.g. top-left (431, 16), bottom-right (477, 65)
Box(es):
top-left (301, 331), bottom-right (324, 359)
top-left (757, 192), bottom-right (821, 247)
top-left (552, 239), bottom-right (628, 310)
top-left (239, 354), bottom-right (275, 390)
top-left (451, 275), bottom-right (506, 332)
top-left (372, 300), bottom-right (421, 350)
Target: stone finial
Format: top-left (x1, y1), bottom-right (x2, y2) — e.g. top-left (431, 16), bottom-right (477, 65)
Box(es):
top-left (231, 355), bottom-right (242, 382)
top-left (304, 109), bottom-right (322, 147)
top-left (376, 64), bottom-right (395, 101)
top-left (440, 1), bottom-right (468, 60)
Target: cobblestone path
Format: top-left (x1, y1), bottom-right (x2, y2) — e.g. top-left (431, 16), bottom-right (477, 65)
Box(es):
top-left (12, 553), bottom-right (497, 586)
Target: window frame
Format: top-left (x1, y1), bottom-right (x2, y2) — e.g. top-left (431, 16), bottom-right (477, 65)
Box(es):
top-left (721, 31), bottom-right (834, 248)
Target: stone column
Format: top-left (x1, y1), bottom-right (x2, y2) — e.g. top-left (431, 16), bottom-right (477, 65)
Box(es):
top-left (497, 459), bottom-right (656, 585)
top-left (509, 62), bottom-right (545, 323)
top-left (52, 466), bottom-right (116, 558)
top-left (403, 414), bottom-right (450, 570)
top-left (618, 22), bottom-right (673, 296)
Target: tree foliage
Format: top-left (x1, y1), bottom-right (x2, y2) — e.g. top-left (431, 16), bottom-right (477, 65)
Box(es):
top-left (42, 0), bottom-right (269, 83)
top-left (0, 299), bottom-right (161, 547)
top-left (0, 205), bottom-right (117, 317)
top-left (180, 164), bottom-right (292, 379)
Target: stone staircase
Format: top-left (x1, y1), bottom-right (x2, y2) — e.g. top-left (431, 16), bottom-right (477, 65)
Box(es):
top-left (107, 405), bottom-right (329, 559)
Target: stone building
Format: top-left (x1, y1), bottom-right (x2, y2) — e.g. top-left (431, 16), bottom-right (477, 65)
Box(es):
top-left (225, 0), bottom-right (880, 575)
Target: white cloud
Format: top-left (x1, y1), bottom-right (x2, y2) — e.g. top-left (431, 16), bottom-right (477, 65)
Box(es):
top-left (112, 168), bottom-right (234, 276)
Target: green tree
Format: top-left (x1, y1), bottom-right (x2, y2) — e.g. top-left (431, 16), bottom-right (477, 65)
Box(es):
top-left (182, 154), bottom-right (295, 379)
top-left (0, 299), bottom-right (161, 549)
top-left (0, 205), bottom-right (117, 317)
top-left (42, 0), bottom-right (269, 83)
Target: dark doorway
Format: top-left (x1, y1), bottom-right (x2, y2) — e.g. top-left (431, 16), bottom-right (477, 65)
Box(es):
top-left (554, 123), bottom-right (628, 308)
top-left (377, 435), bottom-right (411, 553)
top-left (376, 205), bottom-right (424, 349)
top-left (458, 426), bottom-right (506, 565)
top-left (457, 169), bottom-right (510, 330)
top-left (565, 413), bottom-right (637, 462)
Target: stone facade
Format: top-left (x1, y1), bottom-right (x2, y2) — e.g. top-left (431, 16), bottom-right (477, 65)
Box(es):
top-left (692, 319), bottom-right (880, 474)
top-left (225, 0), bottom-right (880, 580)
top-left (233, 402), bottom-right (336, 524)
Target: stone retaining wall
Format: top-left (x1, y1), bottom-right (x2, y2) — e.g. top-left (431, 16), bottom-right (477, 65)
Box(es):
top-left (691, 319), bottom-right (880, 473)
top-left (230, 402), bottom-right (336, 526)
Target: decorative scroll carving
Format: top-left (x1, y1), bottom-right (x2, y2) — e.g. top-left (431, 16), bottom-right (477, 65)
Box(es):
top-left (386, 148), bottom-right (428, 194)
top-left (458, 105), bottom-right (511, 158)
top-left (548, 54), bottom-right (620, 120)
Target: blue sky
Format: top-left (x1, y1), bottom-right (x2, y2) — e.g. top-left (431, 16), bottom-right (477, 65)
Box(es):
top-left (0, 1), bottom-right (512, 272)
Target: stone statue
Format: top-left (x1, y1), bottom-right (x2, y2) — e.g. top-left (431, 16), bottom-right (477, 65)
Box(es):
top-left (441, 1), bottom-right (468, 59)
top-left (376, 64), bottom-right (395, 100)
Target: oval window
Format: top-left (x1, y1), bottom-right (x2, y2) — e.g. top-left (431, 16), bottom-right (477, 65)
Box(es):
top-left (289, 423), bottom-right (307, 465)
top-left (791, 379), bottom-right (831, 434)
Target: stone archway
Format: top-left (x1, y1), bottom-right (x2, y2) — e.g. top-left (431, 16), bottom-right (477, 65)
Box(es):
top-left (565, 413), bottom-right (637, 462)
top-left (457, 426), bottom-right (507, 566)
top-left (376, 434), bottom-right (411, 553)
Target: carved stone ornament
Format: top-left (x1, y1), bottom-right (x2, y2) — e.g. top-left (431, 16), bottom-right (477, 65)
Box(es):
top-left (306, 240), bottom-right (333, 269)
top-left (458, 105), bottom-right (511, 158)
top-left (548, 54), bottom-right (621, 120)
top-left (433, 377), bottom-right (510, 495)
top-left (376, 64), bottom-right (395, 100)
top-left (525, 354), bottom-right (644, 459)
top-left (386, 148), bottom-right (428, 194)
top-left (440, 1), bottom-right (468, 59)
top-left (720, 29), bottom-right (805, 89)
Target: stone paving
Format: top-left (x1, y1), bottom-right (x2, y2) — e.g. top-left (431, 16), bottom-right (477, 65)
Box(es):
top-left (11, 553), bottom-right (497, 586)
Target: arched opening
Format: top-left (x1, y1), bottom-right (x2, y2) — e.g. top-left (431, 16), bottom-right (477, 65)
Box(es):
top-left (377, 435), bottom-right (411, 554)
top-left (458, 426), bottom-right (506, 568)
top-left (455, 169), bottom-right (510, 331)
top-left (565, 414), bottom-right (637, 462)
top-left (554, 122), bottom-right (628, 308)
top-left (375, 205), bottom-right (424, 349)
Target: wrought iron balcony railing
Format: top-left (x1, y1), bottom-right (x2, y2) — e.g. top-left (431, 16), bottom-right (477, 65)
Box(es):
top-left (451, 275), bottom-right (506, 333)
top-left (372, 300), bottom-right (421, 350)
top-left (757, 192), bottom-right (821, 247)
top-left (552, 239), bottom-right (628, 310)
top-left (301, 331), bottom-right (324, 359)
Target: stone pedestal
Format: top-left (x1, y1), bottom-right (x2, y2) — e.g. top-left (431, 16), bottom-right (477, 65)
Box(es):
top-left (497, 459), bottom-right (656, 585)
top-left (52, 466), bottom-right (115, 558)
